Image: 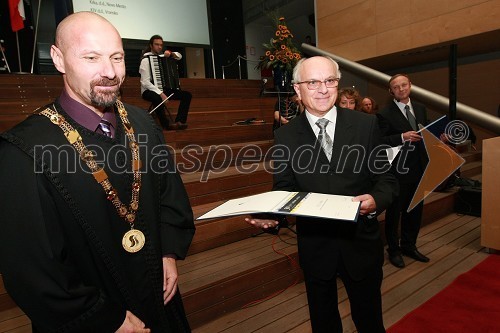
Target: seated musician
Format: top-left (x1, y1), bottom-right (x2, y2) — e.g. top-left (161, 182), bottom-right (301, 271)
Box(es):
top-left (139, 34), bottom-right (191, 130)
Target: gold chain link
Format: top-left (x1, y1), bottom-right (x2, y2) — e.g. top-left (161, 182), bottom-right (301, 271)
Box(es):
top-left (39, 102), bottom-right (142, 227)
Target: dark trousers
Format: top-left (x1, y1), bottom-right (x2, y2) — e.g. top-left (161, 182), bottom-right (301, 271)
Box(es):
top-left (142, 89), bottom-right (191, 129)
top-left (385, 180), bottom-right (424, 254)
top-left (303, 255), bottom-right (385, 333)
top-left (165, 88), bottom-right (191, 124)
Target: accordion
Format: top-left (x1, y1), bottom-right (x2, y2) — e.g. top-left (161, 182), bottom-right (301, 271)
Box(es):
top-left (146, 54), bottom-right (180, 90)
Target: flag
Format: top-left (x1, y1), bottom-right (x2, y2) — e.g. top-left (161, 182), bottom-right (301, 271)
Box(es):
top-left (8, 0), bottom-right (25, 32)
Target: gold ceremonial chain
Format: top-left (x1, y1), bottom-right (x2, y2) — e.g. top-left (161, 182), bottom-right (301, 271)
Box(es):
top-left (39, 101), bottom-right (145, 253)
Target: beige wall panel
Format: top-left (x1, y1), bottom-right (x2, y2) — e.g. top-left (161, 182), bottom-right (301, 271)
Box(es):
top-left (411, 3), bottom-right (500, 48)
top-left (326, 36), bottom-right (378, 61)
top-left (410, 69), bottom-right (448, 98)
top-left (375, 0), bottom-right (412, 33)
top-left (316, 0), bottom-right (366, 20)
top-left (411, 0), bottom-right (488, 21)
top-left (317, 0), bottom-right (500, 60)
top-left (409, 18), bottom-right (446, 47)
top-left (317, 2), bottom-right (376, 47)
top-left (481, 137), bottom-right (500, 251)
top-left (457, 59), bottom-right (500, 114)
top-left (375, 26), bottom-right (413, 57)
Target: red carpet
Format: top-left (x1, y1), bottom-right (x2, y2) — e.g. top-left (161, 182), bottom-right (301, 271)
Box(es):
top-left (388, 254), bottom-right (500, 333)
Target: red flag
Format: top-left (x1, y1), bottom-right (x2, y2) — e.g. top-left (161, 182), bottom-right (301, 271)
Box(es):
top-left (8, 0), bottom-right (25, 32)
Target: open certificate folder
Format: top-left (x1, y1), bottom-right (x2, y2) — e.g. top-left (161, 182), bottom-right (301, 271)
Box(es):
top-left (197, 191), bottom-right (361, 222)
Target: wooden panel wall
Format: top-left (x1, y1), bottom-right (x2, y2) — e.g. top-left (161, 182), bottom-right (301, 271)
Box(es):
top-left (316, 0), bottom-right (500, 61)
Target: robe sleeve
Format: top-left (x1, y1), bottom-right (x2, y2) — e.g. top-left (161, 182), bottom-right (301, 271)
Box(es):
top-left (155, 137), bottom-right (195, 260)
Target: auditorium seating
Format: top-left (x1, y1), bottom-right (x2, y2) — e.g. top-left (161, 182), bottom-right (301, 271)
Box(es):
top-left (0, 74), bottom-right (484, 332)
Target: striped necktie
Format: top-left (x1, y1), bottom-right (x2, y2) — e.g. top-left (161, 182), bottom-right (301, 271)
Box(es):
top-left (316, 118), bottom-right (333, 161)
top-left (99, 118), bottom-right (113, 138)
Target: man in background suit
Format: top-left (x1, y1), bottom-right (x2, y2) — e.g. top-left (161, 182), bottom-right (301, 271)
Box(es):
top-left (377, 73), bottom-right (430, 269)
top-left (246, 56), bottom-right (398, 333)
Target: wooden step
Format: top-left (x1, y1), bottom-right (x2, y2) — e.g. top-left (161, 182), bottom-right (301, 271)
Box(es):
top-left (189, 203), bottom-right (259, 255)
top-left (165, 123), bottom-right (274, 149)
top-left (178, 228), bottom-right (301, 329)
top-left (0, 86), bottom-right (60, 100)
top-left (174, 140), bottom-right (274, 172)
top-left (149, 107), bottom-right (274, 130)
top-left (0, 103), bottom-right (276, 133)
top-left (0, 96), bottom-right (275, 116)
top-left (182, 163), bottom-right (273, 206)
top-left (459, 160), bottom-right (482, 179)
top-left (121, 78), bottom-right (265, 99)
top-left (123, 96), bottom-right (275, 112)
top-left (461, 150), bottom-right (482, 163)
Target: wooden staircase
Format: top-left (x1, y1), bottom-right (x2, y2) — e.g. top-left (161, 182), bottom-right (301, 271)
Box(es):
top-left (0, 75), bottom-right (485, 332)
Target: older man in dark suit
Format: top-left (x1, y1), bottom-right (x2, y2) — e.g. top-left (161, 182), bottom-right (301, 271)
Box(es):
top-left (246, 56), bottom-right (398, 333)
top-left (376, 74), bottom-right (430, 269)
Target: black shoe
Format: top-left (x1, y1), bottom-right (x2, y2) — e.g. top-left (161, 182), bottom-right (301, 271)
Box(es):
top-left (388, 252), bottom-right (405, 268)
top-left (166, 122), bottom-right (188, 130)
top-left (166, 123), bottom-right (180, 130)
top-left (176, 122), bottom-right (188, 130)
top-left (402, 249), bottom-right (430, 262)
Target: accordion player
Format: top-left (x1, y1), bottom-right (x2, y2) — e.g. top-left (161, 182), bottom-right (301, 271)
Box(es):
top-left (146, 53), bottom-right (181, 91)
top-left (140, 36), bottom-right (191, 131)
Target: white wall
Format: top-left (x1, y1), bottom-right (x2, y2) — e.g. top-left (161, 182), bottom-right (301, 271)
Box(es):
top-left (244, 22), bottom-right (270, 80)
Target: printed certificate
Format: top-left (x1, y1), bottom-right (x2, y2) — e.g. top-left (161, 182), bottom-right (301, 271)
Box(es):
top-left (197, 191), bottom-right (360, 222)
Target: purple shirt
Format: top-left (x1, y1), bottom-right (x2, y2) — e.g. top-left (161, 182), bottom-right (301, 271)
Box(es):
top-left (58, 89), bottom-right (117, 138)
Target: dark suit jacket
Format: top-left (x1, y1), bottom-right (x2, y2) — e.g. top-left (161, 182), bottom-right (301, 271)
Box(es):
top-left (376, 100), bottom-right (429, 183)
top-left (273, 109), bottom-right (398, 280)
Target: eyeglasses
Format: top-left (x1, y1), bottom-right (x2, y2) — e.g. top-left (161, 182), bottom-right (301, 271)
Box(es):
top-left (295, 78), bottom-right (339, 90)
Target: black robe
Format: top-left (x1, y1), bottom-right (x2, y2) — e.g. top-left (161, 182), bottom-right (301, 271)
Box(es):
top-left (0, 101), bottom-right (195, 332)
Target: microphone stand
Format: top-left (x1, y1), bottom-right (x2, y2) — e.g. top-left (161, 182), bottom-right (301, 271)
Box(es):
top-left (30, 0), bottom-right (41, 74)
top-left (261, 89), bottom-right (295, 128)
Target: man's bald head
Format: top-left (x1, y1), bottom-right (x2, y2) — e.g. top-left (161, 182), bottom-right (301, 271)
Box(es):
top-left (55, 12), bottom-right (121, 51)
top-left (51, 11), bottom-right (126, 114)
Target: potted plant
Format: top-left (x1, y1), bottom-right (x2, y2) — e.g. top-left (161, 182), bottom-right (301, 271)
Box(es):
top-left (256, 16), bottom-right (302, 92)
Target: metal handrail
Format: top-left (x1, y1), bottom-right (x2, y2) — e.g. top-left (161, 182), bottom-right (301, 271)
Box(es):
top-left (301, 43), bottom-right (500, 134)
top-left (221, 55), bottom-right (259, 80)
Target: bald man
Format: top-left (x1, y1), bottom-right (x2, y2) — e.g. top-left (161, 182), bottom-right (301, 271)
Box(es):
top-left (246, 56), bottom-right (397, 333)
top-left (0, 12), bottom-right (194, 332)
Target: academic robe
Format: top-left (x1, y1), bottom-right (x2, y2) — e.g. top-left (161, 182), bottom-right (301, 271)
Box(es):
top-left (0, 101), bottom-right (195, 332)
